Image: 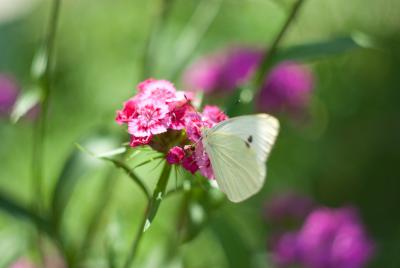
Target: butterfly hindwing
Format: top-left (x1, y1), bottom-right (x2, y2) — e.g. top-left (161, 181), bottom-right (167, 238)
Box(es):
top-left (203, 114), bottom-right (279, 202)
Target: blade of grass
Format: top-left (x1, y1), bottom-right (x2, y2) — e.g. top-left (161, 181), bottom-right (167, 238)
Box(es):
top-left (254, 0), bottom-right (306, 87)
top-left (123, 162), bottom-right (171, 268)
top-left (168, 0), bottom-right (224, 80)
top-left (0, 191), bottom-right (50, 236)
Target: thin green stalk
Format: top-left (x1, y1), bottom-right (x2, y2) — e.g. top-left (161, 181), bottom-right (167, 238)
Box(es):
top-left (168, 0), bottom-right (224, 80)
top-left (75, 168), bottom-right (117, 264)
top-left (32, 0), bottom-right (62, 211)
top-left (123, 162), bottom-right (172, 268)
top-left (30, 0), bottom-right (62, 265)
top-left (141, 0), bottom-right (176, 78)
top-left (105, 157), bottom-right (151, 200)
top-left (254, 0), bottom-right (306, 87)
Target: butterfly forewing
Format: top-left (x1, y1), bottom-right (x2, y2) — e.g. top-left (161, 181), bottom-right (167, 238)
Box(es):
top-left (203, 114), bottom-right (279, 202)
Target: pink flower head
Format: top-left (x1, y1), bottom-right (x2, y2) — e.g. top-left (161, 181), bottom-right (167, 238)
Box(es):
top-left (297, 207), bottom-right (375, 268)
top-left (0, 74), bottom-right (19, 116)
top-left (128, 99), bottom-right (170, 137)
top-left (166, 146), bottom-right (185, 164)
top-left (116, 79), bottom-right (228, 179)
top-left (257, 61), bottom-right (314, 114)
top-left (137, 79), bottom-right (176, 99)
top-left (184, 112), bottom-right (205, 142)
top-left (130, 135), bottom-right (152, 147)
top-left (169, 104), bottom-right (194, 130)
top-left (202, 105), bottom-right (228, 126)
top-left (194, 142), bottom-right (214, 179)
top-left (271, 232), bottom-right (300, 267)
top-left (182, 154), bottom-right (199, 174)
top-left (116, 98), bottom-right (138, 124)
top-left (183, 47), bottom-right (262, 94)
top-left (264, 191), bottom-right (315, 226)
top-left (137, 78), bottom-right (191, 108)
top-left (182, 53), bottom-right (224, 93)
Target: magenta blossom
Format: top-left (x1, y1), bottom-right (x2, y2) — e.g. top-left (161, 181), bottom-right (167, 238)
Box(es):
top-left (166, 146), bottom-right (185, 164)
top-left (183, 47), bottom-right (262, 93)
top-left (116, 79), bottom-right (228, 179)
top-left (264, 191), bottom-right (314, 228)
top-left (195, 142), bottom-right (214, 179)
top-left (128, 99), bottom-right (170, 137)
top-left (270, 232), bottom-right (300, 267)
top-left (0, 74), bottom-right (19, 117)
top-left (257, 61), bottom-right (314, 114)
top-left (297, 207), bottom-right (375, 268)
top-left (270, 206), bottom-right (375, 268)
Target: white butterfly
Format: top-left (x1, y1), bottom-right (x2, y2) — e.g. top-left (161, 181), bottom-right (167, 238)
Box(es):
top-left (202, 114), bottom-right (280, 203)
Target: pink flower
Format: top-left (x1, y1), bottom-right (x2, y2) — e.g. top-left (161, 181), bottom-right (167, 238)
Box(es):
top-left (138, 78), bottom-right (188, 106)
top-left (130, 135), bottom-right (152, 147)
top-left (128, 99), bottom-right (170, 137)
top-left (166, 146), bottom-right (185, 164)
top-left (257, 61), bottom-right (314, 114)
top-left (182, 53), bottom-right (224, 93)
top-left (116, 98), bottom-right (138, 124)
top-left (194, 142), bottom-right (214, 179)
top-left (0, 74), bottom-right (19, 116)
top-left (183, 47), bottom-right (262, 93)
top-left (182, 154), bottom-right (199, 174)
top-left (116, 79), bottom-right (229, 178)
top-left (169, 104), bottom-right (193, 130)
top-left (138, 79), bottom-right (175, 97)
top-left (184, 112), bottom-right (204, 142)
top-left (202, 105), bottom-right (228, 126)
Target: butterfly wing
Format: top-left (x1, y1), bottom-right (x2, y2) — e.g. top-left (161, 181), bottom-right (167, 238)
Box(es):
top-left (203, 114), bottom-right (279, 202)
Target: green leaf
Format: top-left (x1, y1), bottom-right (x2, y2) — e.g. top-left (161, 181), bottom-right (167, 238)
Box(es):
top-left (10, 86), bottom-right (41, 123)
top-left (0, 191), bottom-right (50, 235)
top-left (51, 133), bottom-right (120, 231)
top-left (101, 157), bottom-right (151, 200)
top-left (144, 162), bottom-right (171, 232)
top-left (31, 46), bottom-right (48, 80)
top-left (168, 0), bottom-right (225, 80)
top-left (209, 214), bottom-right (253, 268)
top-left (272, 36), bottom-right (363, 63)
top-left (252, 36), bottom-right (367, 91)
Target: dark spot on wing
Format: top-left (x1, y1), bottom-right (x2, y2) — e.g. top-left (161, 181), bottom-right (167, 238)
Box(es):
top-left (245, 141), bottom-right (250, 148)
top-left (247, 135), bottom-right (253, 143)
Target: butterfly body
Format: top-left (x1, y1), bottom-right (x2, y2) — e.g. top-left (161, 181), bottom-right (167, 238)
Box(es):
top-left (202, 114), bottom-right (279, 202)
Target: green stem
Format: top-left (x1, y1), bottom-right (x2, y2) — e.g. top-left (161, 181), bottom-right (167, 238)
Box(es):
top-left (30, 0), bottom-right (62, 265)
top-left (32, 0), bottom-right (62, 211)
top-left (169, 0), bottom-right (224, 81)
top-left (105, 157), bottom-right (151, 200)
top-left (254, 0), bottom-right (306, 87)
top-left (75, 168), bottom-right (117, 264)
top-left (123, 162), bottom-right (171, 268)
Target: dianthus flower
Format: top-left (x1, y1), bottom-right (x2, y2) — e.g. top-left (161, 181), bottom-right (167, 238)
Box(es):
top-left (183, 47), bottom-right (262, 93)
top-left (116, 79), bottom-right (228, 179)
top-left (269, 206), bottom-right (375, 268)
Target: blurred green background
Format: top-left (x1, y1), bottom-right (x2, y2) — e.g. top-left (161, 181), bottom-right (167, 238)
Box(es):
top-left (1, 0), bottom-right (400, 267)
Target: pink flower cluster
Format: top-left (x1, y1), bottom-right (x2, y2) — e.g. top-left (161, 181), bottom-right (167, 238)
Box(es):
top-left (116, 79), bottom-right (228, 179)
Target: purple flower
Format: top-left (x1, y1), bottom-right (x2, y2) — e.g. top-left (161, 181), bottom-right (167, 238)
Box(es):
top-left (270, 232), bottom-right (300, 267)
top-left (264, 192), bottom-right (314, 227)
top-left (166, 146), bottom-right (185, 164)
top-left (257, 61), bottom-right (314, 114)
top-left (0, 74), bottom-right (19, 117)
top-left (183, 47), bottom-right (262, 93)
top-left (297, 207), bottom-right (375, 268)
